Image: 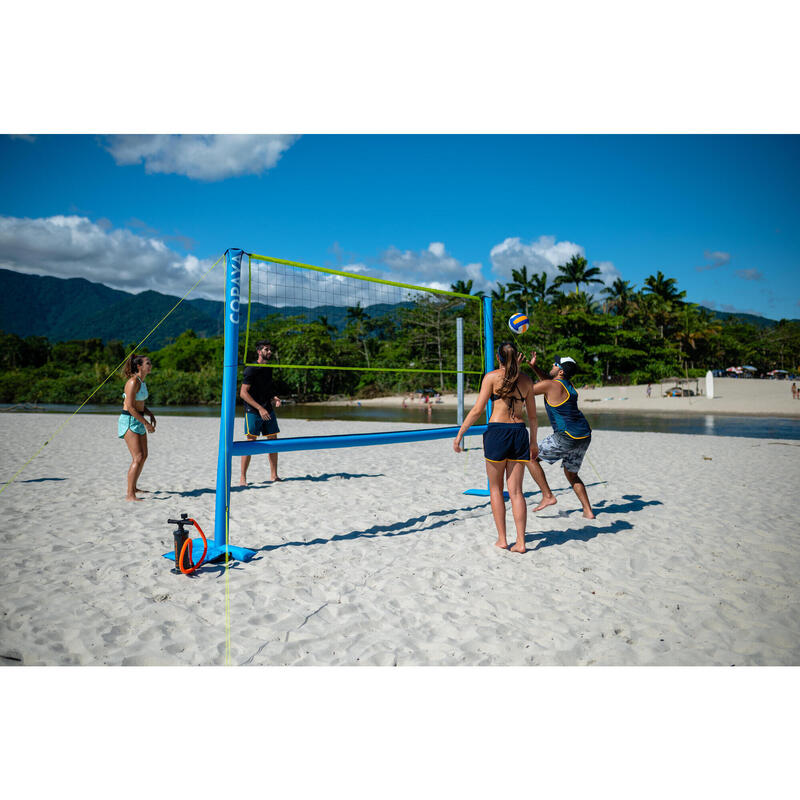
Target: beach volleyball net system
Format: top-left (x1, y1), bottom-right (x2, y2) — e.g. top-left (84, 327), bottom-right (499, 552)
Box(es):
top-left (243, 253), bottom-right (486, 383)
top-left (213, 249), bottom-right (496, 558)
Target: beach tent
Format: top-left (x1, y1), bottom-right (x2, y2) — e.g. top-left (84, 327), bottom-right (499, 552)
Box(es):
top-left (660, 376), bottom-right (701, 396)
top-left (660, 376), bottom-right (699, 396)
top-left (742, 365), bottom-right (757, 371)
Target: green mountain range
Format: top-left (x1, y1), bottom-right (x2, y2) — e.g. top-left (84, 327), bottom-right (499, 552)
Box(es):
top-left (0, 268), bottom-right (413, 348)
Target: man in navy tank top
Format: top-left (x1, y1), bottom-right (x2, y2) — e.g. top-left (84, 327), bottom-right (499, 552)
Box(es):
top-left (524, 352), bottom-right (595, 519)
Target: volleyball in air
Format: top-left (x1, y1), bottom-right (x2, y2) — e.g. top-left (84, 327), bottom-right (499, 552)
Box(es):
top-left (508, 313), bottom-right (529, 335)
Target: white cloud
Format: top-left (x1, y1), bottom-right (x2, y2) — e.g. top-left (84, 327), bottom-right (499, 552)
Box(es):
top-left (0, 215), bottom-right (225, 299)
top-left (105, 134), bottom-right (300, 181)
top-left (340, 262), bottom-right (370, 274)
top-left (0, 218), bottom-right (629, 318)
top-left (489, 235), bottom-right (583, 284)
top-left (704, 249), bottom-right (731, 266)
top-left (696, 249), bottom-right (731, 271)
top-left (591, 260), bottom-right (622, 294)
top-left (379, 242), bottom-right (484, 292)
top-left (735, 268), bottom-right (763, 281)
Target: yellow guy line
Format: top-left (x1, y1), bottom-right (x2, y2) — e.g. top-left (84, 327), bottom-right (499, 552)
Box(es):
top-left (0, 252), bottom-right (226, 496)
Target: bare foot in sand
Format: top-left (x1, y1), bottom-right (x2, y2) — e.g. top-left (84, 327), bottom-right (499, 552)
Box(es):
top-left (125, 495), bottom-right (144, 502)
top-left (494, 540), bottom-right (508, 550)
top-left (533, 495), bottom-right (557, 512)
top-left (510, 543), bottom-right (526, 553)
top-left (239, 478), bottom-right (247, 486)
top-left (133, 487), bottom-right (151, 493)
top-left (270, 476), bottom-right (283, 483)
top-left (583, 509), bottom-right (596, 519)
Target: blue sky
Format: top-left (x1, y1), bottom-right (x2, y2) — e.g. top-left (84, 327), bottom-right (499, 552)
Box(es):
top-left (0, 133), bottom-right (798, 319)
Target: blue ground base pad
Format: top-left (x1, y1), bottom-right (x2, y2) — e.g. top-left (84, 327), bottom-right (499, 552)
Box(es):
top-left (162, 539), bottom-right (257, 566)
top-left (464, 488), bottom-right (509, 500)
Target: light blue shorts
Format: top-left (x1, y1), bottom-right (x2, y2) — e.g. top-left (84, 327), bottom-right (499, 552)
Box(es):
top-left (118, 412), bottom-right (146, 438)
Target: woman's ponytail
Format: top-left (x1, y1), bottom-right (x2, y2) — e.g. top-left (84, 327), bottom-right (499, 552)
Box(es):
top-left (496, 341), bottom-right (520, 401)
top-left (123, 354), bottom-right (147, 378)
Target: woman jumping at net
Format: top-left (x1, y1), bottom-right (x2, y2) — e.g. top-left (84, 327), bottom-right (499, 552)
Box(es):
top-left (118, 354), bottom-right (157, 502)
top-left (453, 340), bottom-right (537, 553)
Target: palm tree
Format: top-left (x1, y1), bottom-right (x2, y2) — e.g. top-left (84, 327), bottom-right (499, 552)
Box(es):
top-left (530, 271), bottom-right (560, 305)
top-left (553, 255), bottom-right (603, 295)
top-left (559, 290), bottom-right (599, 315)
top-left (673, 305), bottom-right (722, 374)
top-left (507, 265), bottom-right (538, 315)
top-left (491, 282), bottom-right (509, 303)
top-left (316, 314), bottom-right (336, 335)
top-left (345, 304), bottom-right (372, 367)
top-left (449, 279), bottom-right (484, 297)
top-left (642, 271), bottom-right (686, 304)
top-left (602, 278), bottom-right (636, 316)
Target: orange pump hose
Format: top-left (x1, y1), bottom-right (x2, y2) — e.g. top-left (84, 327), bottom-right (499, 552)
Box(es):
top-left (178, 518), bottom-right (208, 575)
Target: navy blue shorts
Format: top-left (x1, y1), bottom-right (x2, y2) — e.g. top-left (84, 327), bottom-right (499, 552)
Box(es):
top-left (483, 423), bottom-right (530, 462)
top-left (244, 411), bottom-right (280, 437)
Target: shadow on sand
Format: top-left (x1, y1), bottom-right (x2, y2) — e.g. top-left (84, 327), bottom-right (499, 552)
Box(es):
top-left (257, 501), bottom-right (492, 553)
top-left (553, 493), bottom-right (663, 517)
top-left (527, 519), bottom-right (634, 550)
top-left (158, 472), bottom-right (385, 498)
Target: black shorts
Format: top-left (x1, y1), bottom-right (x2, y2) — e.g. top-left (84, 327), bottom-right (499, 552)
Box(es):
top-left (244, 411), bottom-right (280, 437)
top-left (483, 422), bottom-right (530, 462)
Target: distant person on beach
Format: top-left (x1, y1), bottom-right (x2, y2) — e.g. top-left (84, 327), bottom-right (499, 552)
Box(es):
top-left (453, 341), bottom-right (537, 553)
top-left (119, 354), bottom-right (157, 502)
top-left (240, 340), bottom-right (282, 485)
top-left (524, 352), bottom-right (595, 520)
top-left (792, 382), bottom-right (797, 400)
top-left (646, 383), bottom-right (652, 398)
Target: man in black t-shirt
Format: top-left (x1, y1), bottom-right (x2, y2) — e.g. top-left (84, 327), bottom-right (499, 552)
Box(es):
top-left (240, 340), bottom-right (282, 485)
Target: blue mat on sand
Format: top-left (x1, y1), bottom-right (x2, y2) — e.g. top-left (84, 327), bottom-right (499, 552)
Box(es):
top-left (162, 539), bottom-right (257, 566)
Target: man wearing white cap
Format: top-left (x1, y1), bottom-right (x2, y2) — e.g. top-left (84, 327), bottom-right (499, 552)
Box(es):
top-left (524, 352), bottom-right (595, 519)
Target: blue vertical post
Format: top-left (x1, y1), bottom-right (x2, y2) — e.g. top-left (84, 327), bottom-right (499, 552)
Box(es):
top-left (463, 295), bottom-right (497, 498)
top-left (215, 248), bottom-right (243, 548)
top-left (482, 295), bottom-right (496, 496)
top-left (483, 295), bottom-right (494, 421)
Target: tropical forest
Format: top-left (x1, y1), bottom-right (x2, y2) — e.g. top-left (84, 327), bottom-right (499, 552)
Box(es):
top-left (1, 256), bottom-right (799, 406)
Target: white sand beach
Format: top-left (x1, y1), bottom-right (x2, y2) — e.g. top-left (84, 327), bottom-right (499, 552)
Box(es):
top-left (1, 408), bottom-right (798, 667)
top-left (337, 377), bottom-right (800, 417)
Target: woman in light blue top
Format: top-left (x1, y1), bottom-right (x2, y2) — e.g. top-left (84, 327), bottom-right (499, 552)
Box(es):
top-left (119, 353), bottom-right (156, 501)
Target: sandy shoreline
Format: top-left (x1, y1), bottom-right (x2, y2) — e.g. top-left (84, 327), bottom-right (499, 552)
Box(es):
top-left (1, 411), bottom-right (799, 666)
top-left (321, 377), bottom-right (800, 417)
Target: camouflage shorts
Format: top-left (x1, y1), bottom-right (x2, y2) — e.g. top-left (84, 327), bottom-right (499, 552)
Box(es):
top-left (537, 431), bottom-right (591, 473)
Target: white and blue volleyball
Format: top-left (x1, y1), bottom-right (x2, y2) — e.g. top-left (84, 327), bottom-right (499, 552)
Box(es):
top-left (508, 313), bottom-right (529, 335)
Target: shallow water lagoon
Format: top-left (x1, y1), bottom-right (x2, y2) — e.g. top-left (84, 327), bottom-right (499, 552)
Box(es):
top-left (3, 403), bottom-right (800, 440)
